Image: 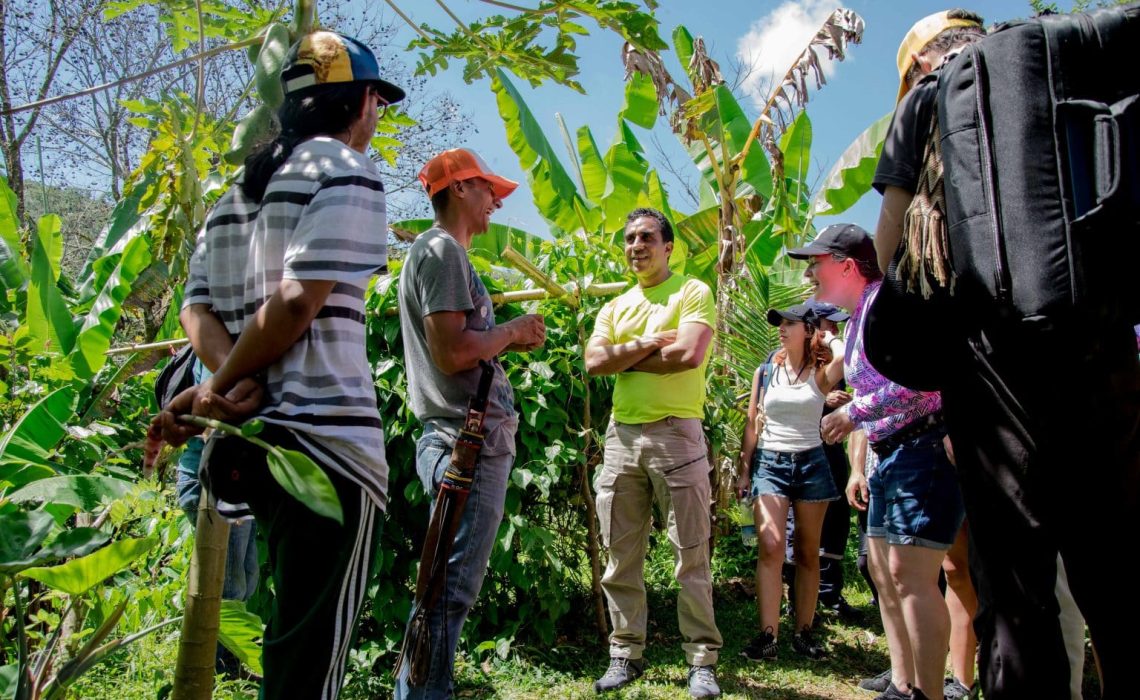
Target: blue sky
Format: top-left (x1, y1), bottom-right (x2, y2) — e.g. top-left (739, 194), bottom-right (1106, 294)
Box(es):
top-left (380, 0), bottom-right (1036, 237)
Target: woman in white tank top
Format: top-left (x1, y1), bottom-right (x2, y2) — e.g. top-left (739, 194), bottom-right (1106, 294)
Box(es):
top-left (735, 303), bottom-right (845, 662)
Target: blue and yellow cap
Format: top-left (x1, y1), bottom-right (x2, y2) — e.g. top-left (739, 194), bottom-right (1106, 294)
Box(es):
top-left (282, 31), bottom-right (405, 103)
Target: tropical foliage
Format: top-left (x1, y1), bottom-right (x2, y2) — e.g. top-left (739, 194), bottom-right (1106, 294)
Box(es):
top-left (1, 0), bottom-right (892, 696)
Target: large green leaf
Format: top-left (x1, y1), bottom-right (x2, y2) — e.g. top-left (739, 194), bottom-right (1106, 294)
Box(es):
top-left (78, 171), bottom-right (153, 292)
top-left (601, 121), bottom-right (649, 231)
top-left (20, 536), bottom-right (157, 595)
top-left (7, 476), bottom-right (130, 511)
top-left (0, 176), bottom-right (28, 290)
top-left (70, 235), bottom-right (152, 378)
top-left (254, 23), bottom-right (290, 109)
top-left (34, 527), bottom-right (111, 562)
top-left (0, 509), bottom-right (55, 574)
top-left (779, 110), bottom-right (813, 186)
top-left (266, 448), bottom-right (343, 524)
top-left (812, 112), bottom-right (892, 216)
top-left (388, 219), bottom-right (544, 263)
top-left (491, 69), bottom-right (586, 234)
top-left (714, 85), bottom-right (772, 198)
top-left (0, 386), bottom-right (76, 471)
top-left (672, 26), bottom-right (695, 83)
top-left (618, 71), bottom-right (657, 130)
top-left (26, 215), bottom-right (76, 355)
top-left (217, 600), bottom-right (264, 675)
top-left (575, 125), bottom-right (608, 203)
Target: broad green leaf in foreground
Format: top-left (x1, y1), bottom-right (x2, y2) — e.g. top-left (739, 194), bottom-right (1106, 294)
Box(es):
top-left (7, 475), bottom-right (131, 511)
top-left (0, 386), bottom-right (76, 470)
top-left (20, 536), bottom-right (157, 595)
top-left (812, 112), bottom-right (892, 216)
top-left (218, 600), bottom-right (265, 675)
top-left (266, 448), bottom-right (343, 524)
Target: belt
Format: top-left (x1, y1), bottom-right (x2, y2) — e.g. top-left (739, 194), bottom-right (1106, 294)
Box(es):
top-left (870, 413), bottom-right (945, 459)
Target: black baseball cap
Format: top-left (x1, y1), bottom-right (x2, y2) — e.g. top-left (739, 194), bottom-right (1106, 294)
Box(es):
top-left (787, 223), bottom-right (876, 265)
top-left (766, 304), bottom-right (819, 327)
top-left (805, 298), bottom-right (850, 323)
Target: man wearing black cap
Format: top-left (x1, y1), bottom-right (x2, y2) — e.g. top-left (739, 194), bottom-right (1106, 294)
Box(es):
top-left (155, 30), bottom-right (404, 699)
top-left (792, 224), bottom-right (962, 700)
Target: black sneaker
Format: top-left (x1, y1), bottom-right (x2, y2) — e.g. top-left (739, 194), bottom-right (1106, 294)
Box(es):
top-left (594, 657), bottom-right (645, 693)
top-left (858, 668), bottom-right (891, 692)
top-left (739, 627), bottom-right (778, 661)
top-left (687, 664), bottom-right (721, 699)
top-left (873, 682), bottom-right (911, 700)
top-left (943, 677), bottom-right (975, 700)
top-left (791, 626), bottom-right (826, 659)
top-left (821, 597), bottom-right (861, 623)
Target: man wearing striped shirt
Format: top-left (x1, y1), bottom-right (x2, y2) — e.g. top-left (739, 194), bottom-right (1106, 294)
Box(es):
top-left (156, 31), bottom-right (403, 699)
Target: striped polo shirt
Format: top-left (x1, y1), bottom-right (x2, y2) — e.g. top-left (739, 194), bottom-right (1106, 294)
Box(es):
top-left (184, 136), bottom-right (390, 509)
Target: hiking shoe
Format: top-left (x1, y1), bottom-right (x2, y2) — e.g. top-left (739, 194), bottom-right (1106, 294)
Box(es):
top-left (739, 627), bottom-right (778, 661)
top-left (944, 677), bottom-right (975, 700)
top-left (857, 668), bottom-right (891, 692)
top-left (594, 657), bottom-right (644, 693)
top-left (687, 664), bottom-right (721, 699)
top-left (873, 682), bottom-right (912, 700)
top-left (791, 626), bottom-right (826, 659)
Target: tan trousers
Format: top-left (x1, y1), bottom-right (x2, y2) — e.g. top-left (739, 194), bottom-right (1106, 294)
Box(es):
top-left (595, 416), bottom-right (723, 666)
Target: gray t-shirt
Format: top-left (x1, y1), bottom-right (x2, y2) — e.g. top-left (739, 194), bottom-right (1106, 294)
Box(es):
top-left (398, 227), bottom-right (518, 456)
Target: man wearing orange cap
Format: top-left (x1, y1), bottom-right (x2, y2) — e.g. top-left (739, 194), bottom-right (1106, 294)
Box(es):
top-left (864, 10), bottom-right (986, 700)
top-left (395, 148), bottom-right (545, 699)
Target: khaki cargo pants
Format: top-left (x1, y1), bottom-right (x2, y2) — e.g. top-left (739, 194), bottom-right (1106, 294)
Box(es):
top-left (595, 416), bottom-right (723, 666)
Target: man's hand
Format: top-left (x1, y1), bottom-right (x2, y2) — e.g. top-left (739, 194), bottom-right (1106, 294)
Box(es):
top-left (846, 471), bottom-right (869, 511)
top-left (735, 458), bottom-right (751, 499)
top-left (820, 409), bottom-right (855, 444)
top-left (502, 314), bottom-right (546, 351)
top-left (153, 385), bottom-right (204, 447)
top-left (192, 376), bottom-right (265, 422)
top-left (825, 390), bottom-right (852, 409)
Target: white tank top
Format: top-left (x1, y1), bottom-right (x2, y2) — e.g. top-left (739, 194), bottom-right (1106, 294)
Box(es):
top-left (758, 367), bottom-right (826, 453)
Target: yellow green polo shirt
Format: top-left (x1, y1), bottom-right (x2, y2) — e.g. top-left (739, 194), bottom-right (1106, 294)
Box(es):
top-left (591, 273), bottom-right (717, 424)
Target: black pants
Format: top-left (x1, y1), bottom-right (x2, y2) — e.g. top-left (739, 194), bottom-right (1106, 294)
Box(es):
top-left (942, 323), bottom-right (1140, 700)
top-left (205, 427), bottom-right (383, 700)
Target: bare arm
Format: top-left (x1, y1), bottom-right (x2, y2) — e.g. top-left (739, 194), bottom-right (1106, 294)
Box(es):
top-left (874, 185), bottom-right (914, 274)
top-left (845, 429), bottom-right (869, 511)
top-left (424, 311), bottom-right (544, 376)
top-left (735, 367), bottom-right (764, 495)
top-left (817, 331), bottom-right (846, 392)
top-left (180, 304), bottom-right (233, 373)
top-left (584, 330), bottom-right (674, 377)
top-left (628, 322), bottom-right (713, 374)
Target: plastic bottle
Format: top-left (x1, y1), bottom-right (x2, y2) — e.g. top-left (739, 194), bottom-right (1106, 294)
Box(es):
top-left (739, 496), bottom-right (757, 548)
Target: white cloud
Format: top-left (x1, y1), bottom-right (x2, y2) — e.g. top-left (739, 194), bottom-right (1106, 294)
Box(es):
top-left (736, 0), bottom-right (840, 109)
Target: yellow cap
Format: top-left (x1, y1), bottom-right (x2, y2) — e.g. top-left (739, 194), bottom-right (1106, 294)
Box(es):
top-left (896, 11), bottom-right (981, 103)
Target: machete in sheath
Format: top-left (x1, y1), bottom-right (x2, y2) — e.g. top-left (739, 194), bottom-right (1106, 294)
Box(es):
top-left (395, 360), bottom-right (496, 686)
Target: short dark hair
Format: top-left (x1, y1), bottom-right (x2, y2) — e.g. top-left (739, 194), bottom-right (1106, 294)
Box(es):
top-left (625, 207), bottom-right (674, 243)
top-left (905, 10), bottom-right (986, 87)
top-left (832, 252), bottom-right (883, 282)
top-left (430, 186), bottom-right (450, 215)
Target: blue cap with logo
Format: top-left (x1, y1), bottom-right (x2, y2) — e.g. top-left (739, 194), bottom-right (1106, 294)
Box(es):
top-left (281, 30), bottom-right (405, 103)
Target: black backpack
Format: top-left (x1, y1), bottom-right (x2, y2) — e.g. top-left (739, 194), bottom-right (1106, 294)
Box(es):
top-left (866, 4), bottom-right (1140, 391)
top-left (939, 4), bottom-right (1140, 328)
top-left (154, 344), bottom-right (197, 409)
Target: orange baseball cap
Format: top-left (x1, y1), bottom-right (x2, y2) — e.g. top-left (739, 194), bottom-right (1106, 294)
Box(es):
top-left (895, 10), bottom-right (982, 104)
top-left (418, 149), bottom-right (519, 200)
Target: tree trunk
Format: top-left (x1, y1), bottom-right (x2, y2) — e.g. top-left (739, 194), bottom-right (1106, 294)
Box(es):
top-left (578, 327), bottom-right (609, 645)
top-left (172, 489), bottom-right (230, 700)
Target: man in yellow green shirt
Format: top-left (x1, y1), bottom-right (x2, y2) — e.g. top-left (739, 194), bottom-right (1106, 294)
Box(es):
top-left (585, 208), bottom-right (722, 698)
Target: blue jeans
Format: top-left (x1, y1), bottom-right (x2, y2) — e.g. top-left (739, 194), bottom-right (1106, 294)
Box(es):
top-left (395, 429), bottom-right (513, 700)
top-left (867, 430), bottom-right (964, 550)
top-left (176, 438), bottom-right (260, 602)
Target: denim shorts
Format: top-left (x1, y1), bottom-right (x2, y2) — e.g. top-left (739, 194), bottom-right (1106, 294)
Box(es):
top-left (867, 430), bottom-right (965, 550)
top-left (750, 446), bottom-right (840, 502)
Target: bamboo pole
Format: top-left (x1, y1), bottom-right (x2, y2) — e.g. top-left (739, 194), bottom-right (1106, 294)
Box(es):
top-left (105, 283), bottom-right (629, 355)
top-left (171, 490), bottom-right (230, 700)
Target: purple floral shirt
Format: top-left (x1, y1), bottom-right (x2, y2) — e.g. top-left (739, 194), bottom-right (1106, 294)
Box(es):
top-left (843, 280), bottom-right (942, 444)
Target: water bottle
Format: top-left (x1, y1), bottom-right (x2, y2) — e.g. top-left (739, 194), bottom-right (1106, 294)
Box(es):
top-left (739, 497), bottom-right (757, 548)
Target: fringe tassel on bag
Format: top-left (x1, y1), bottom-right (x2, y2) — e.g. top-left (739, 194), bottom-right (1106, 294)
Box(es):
top-left (897, 114), bottom-right (956, 299)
